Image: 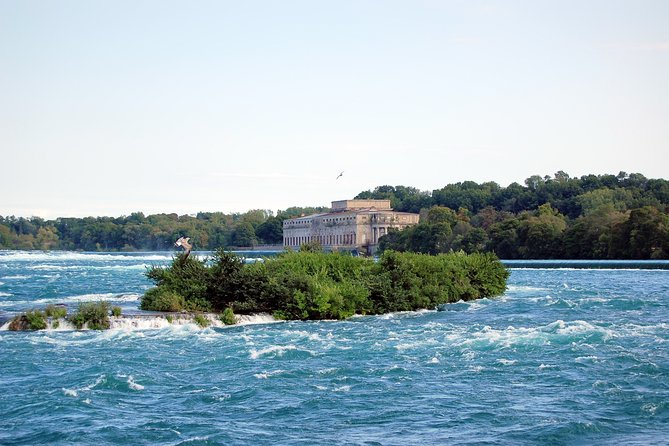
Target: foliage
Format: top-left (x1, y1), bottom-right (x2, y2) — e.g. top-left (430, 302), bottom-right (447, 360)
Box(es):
top-left (9, 310), bottom-right (47, 330)
top-left (140, 287), bottom-right (186, 312)
top-left (44, 304), bottom-right (67, 319)
top-left (2, 171), bottom-right (668, 259)
top-left (111, 306), bottom-right (122, 317)
top-left (69, 301), bottom-right (111, 330)
top-left (193, 314), bottom-right (210, 328)
top-left (142, 250), bottom-right (509, 321)
top-left (219, 307), bottom-right (236, 325)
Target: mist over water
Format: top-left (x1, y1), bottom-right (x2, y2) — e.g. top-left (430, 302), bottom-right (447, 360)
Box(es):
top-left (1, 252), bottom-right (668, 445)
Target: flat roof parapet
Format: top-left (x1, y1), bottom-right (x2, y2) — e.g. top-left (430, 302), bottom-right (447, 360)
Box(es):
top-left (331, 199), bottom-right (392, 211)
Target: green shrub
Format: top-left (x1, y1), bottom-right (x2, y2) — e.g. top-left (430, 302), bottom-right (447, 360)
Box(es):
top-left (69, 301), bottom-right (111, 330)
top-left (166, 315), bottom-right (174, 324)
top-left (25, 310), bottom-right (47, 330)
top-left (44, 304), bottom-right (67, 319)
top-left (140, 287), bottom-right (185, 312)
top-left (193, 314), bottom-right (209, 328)
top-left (111, 306), bottom-right (122, 317)
top-left (52, 319), bottom-right (60, 329)
top-left (219, 307), bottom-right (236, 325)
top-left (8, 311), bottom-right (47, 331)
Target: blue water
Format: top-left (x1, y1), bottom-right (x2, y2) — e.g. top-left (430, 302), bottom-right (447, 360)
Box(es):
top-left (1, 252), bottom-right (668, 445)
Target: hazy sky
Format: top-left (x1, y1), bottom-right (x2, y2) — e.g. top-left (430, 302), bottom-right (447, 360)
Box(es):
top-left (1, 1), bottom-right (667, 218)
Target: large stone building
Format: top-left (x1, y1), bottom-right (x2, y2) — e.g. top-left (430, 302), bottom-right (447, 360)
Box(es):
top-left (283, 199), bottom-right (420, 255)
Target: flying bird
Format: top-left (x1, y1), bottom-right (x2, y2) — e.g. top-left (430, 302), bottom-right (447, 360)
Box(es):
top-left (336, 171), bottom-right (344, 180)
top-left (175, 236), bottom-right (192, 260)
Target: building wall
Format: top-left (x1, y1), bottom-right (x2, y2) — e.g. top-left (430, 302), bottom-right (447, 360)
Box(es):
top-left (283, 200), bottom-right (419, 254)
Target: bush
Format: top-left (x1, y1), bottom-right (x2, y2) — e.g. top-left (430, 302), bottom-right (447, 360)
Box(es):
top-left (111, 306), bottom-right (122, 317)
top-left (25, 310), bottom-right (47, 330)
top-left (69, 301), bottom-right (111, 330)
top-left (8, 310), bottom-right (47, 331)
top-left (219, 307), bottom-right (236, 325)
top-left (193, 314), bottom-right (209, 328)
top-left (44, 304), bottom-right (67, 319)
top-left (140, 287), bottom-right (185, 312)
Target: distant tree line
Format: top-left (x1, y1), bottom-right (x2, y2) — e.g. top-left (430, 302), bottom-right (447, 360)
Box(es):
top-left (1, 171), bottom-right (668, 258)
top-left (364, 172), bottom-right (669, 259)
top-left (0, 207), bottom-right (327, 251)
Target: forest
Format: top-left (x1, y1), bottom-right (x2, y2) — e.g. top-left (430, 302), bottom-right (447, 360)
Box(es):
top-left (1, 171), bottom-right (668, 259)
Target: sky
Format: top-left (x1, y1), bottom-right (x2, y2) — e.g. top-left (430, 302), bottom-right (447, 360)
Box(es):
top-left (1, 0), bottom-right (668, 219)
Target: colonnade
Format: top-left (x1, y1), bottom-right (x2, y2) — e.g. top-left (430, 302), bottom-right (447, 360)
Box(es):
top-left (284, 233), bottom-right (358, 248)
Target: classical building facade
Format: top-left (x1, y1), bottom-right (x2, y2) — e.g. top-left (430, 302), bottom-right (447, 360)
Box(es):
top-left (283, 199), bottom-right (420, 255)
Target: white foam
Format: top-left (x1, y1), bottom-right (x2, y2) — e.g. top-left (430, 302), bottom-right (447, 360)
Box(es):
top-left (506, 285), bottom-right (549, 292)
top-left (0, 292), bottom-right (12, 297)
top-left (509, 267), bottom-right (669, 272)
top-left (249, 345), bottom-right (298, 359)
top-left (497, 359), bottom-right (517, 365)
top-left (447, 319), bottom-right (618, 350)
top-left (236, 313), bottom-right (279, 326)
top-left (33, 293), bottom-right (141, 305)
top-left (62, 388), bottom-right (78, 397)
top-left (62, 374), bottom-right (106, 398)
top-left (254, 369), bottom-right (285, 379)
top-left (126, 375), bottom-right (144, 391)
top-left (27, 264), bottom-right (150, 271)
top-left (0, 251), bottom-right (173, 262)
top-left (0, 275), bottom-right (29, 279)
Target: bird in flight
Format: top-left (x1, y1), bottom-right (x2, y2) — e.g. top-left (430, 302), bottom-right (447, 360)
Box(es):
top-left (336, 171), bottom-right (344, 180)
top-left (175, 236), bottom-right (193, 260)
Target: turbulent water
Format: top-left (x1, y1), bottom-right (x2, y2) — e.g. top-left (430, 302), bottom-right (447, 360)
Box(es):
top-left (1, 252), bottom-right (668, 445)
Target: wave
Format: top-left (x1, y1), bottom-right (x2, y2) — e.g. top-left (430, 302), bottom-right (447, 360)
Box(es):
top-left (31, 293), bottom-right (142, 305)
top-left (0, 251), bottom-right (174, 262)
top-left (254, 369), bottom-right (286, 379)
top-left (0, 292), bottom-right (12, 297)
top-left (62, 374), bottom-right (107, 398)
top-left (449, 320), bottom-right (618, 350)
top-left (0, 312), bottom-right (279, 331)
top-left (509, 267), bottom-right (669, 272)
top-left (504, 260), bottom-right (669, 270)
top-left (506, 285), bottom-right (549, 293)
top-left (249, 344), bottom-right (316, 359)
top-left (26, 264), bottom-right (150, 271)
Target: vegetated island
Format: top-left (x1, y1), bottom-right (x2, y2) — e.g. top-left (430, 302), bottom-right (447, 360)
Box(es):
top-left (5, 249), bottom-right (508, 330)
top-left (140, 248), bottom-right (509, 321)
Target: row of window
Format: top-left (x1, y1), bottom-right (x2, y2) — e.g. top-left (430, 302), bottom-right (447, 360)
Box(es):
top-left (284, 233), bottom-right (357, 247)
top-left (284, 219), bottom-right (312, 226)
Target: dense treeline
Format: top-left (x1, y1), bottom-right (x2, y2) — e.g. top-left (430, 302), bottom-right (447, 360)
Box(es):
top-left (141, 250), bottom-right (509, 320)
top-left (2, 171), bottom-right (668, 258)
top-left (361, 172), bottom-right (669, 259)
top-left (0, 207), bottom-right (327, 251)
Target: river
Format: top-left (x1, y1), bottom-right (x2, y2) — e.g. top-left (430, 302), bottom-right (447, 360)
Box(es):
top-left (1, 251), bottom-right (667, 445)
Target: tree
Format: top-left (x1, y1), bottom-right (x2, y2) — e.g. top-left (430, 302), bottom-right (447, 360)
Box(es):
top-left (255, 216), bottom-right (284, 244)
top-left (230, 222), bottom-right (257, 247)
